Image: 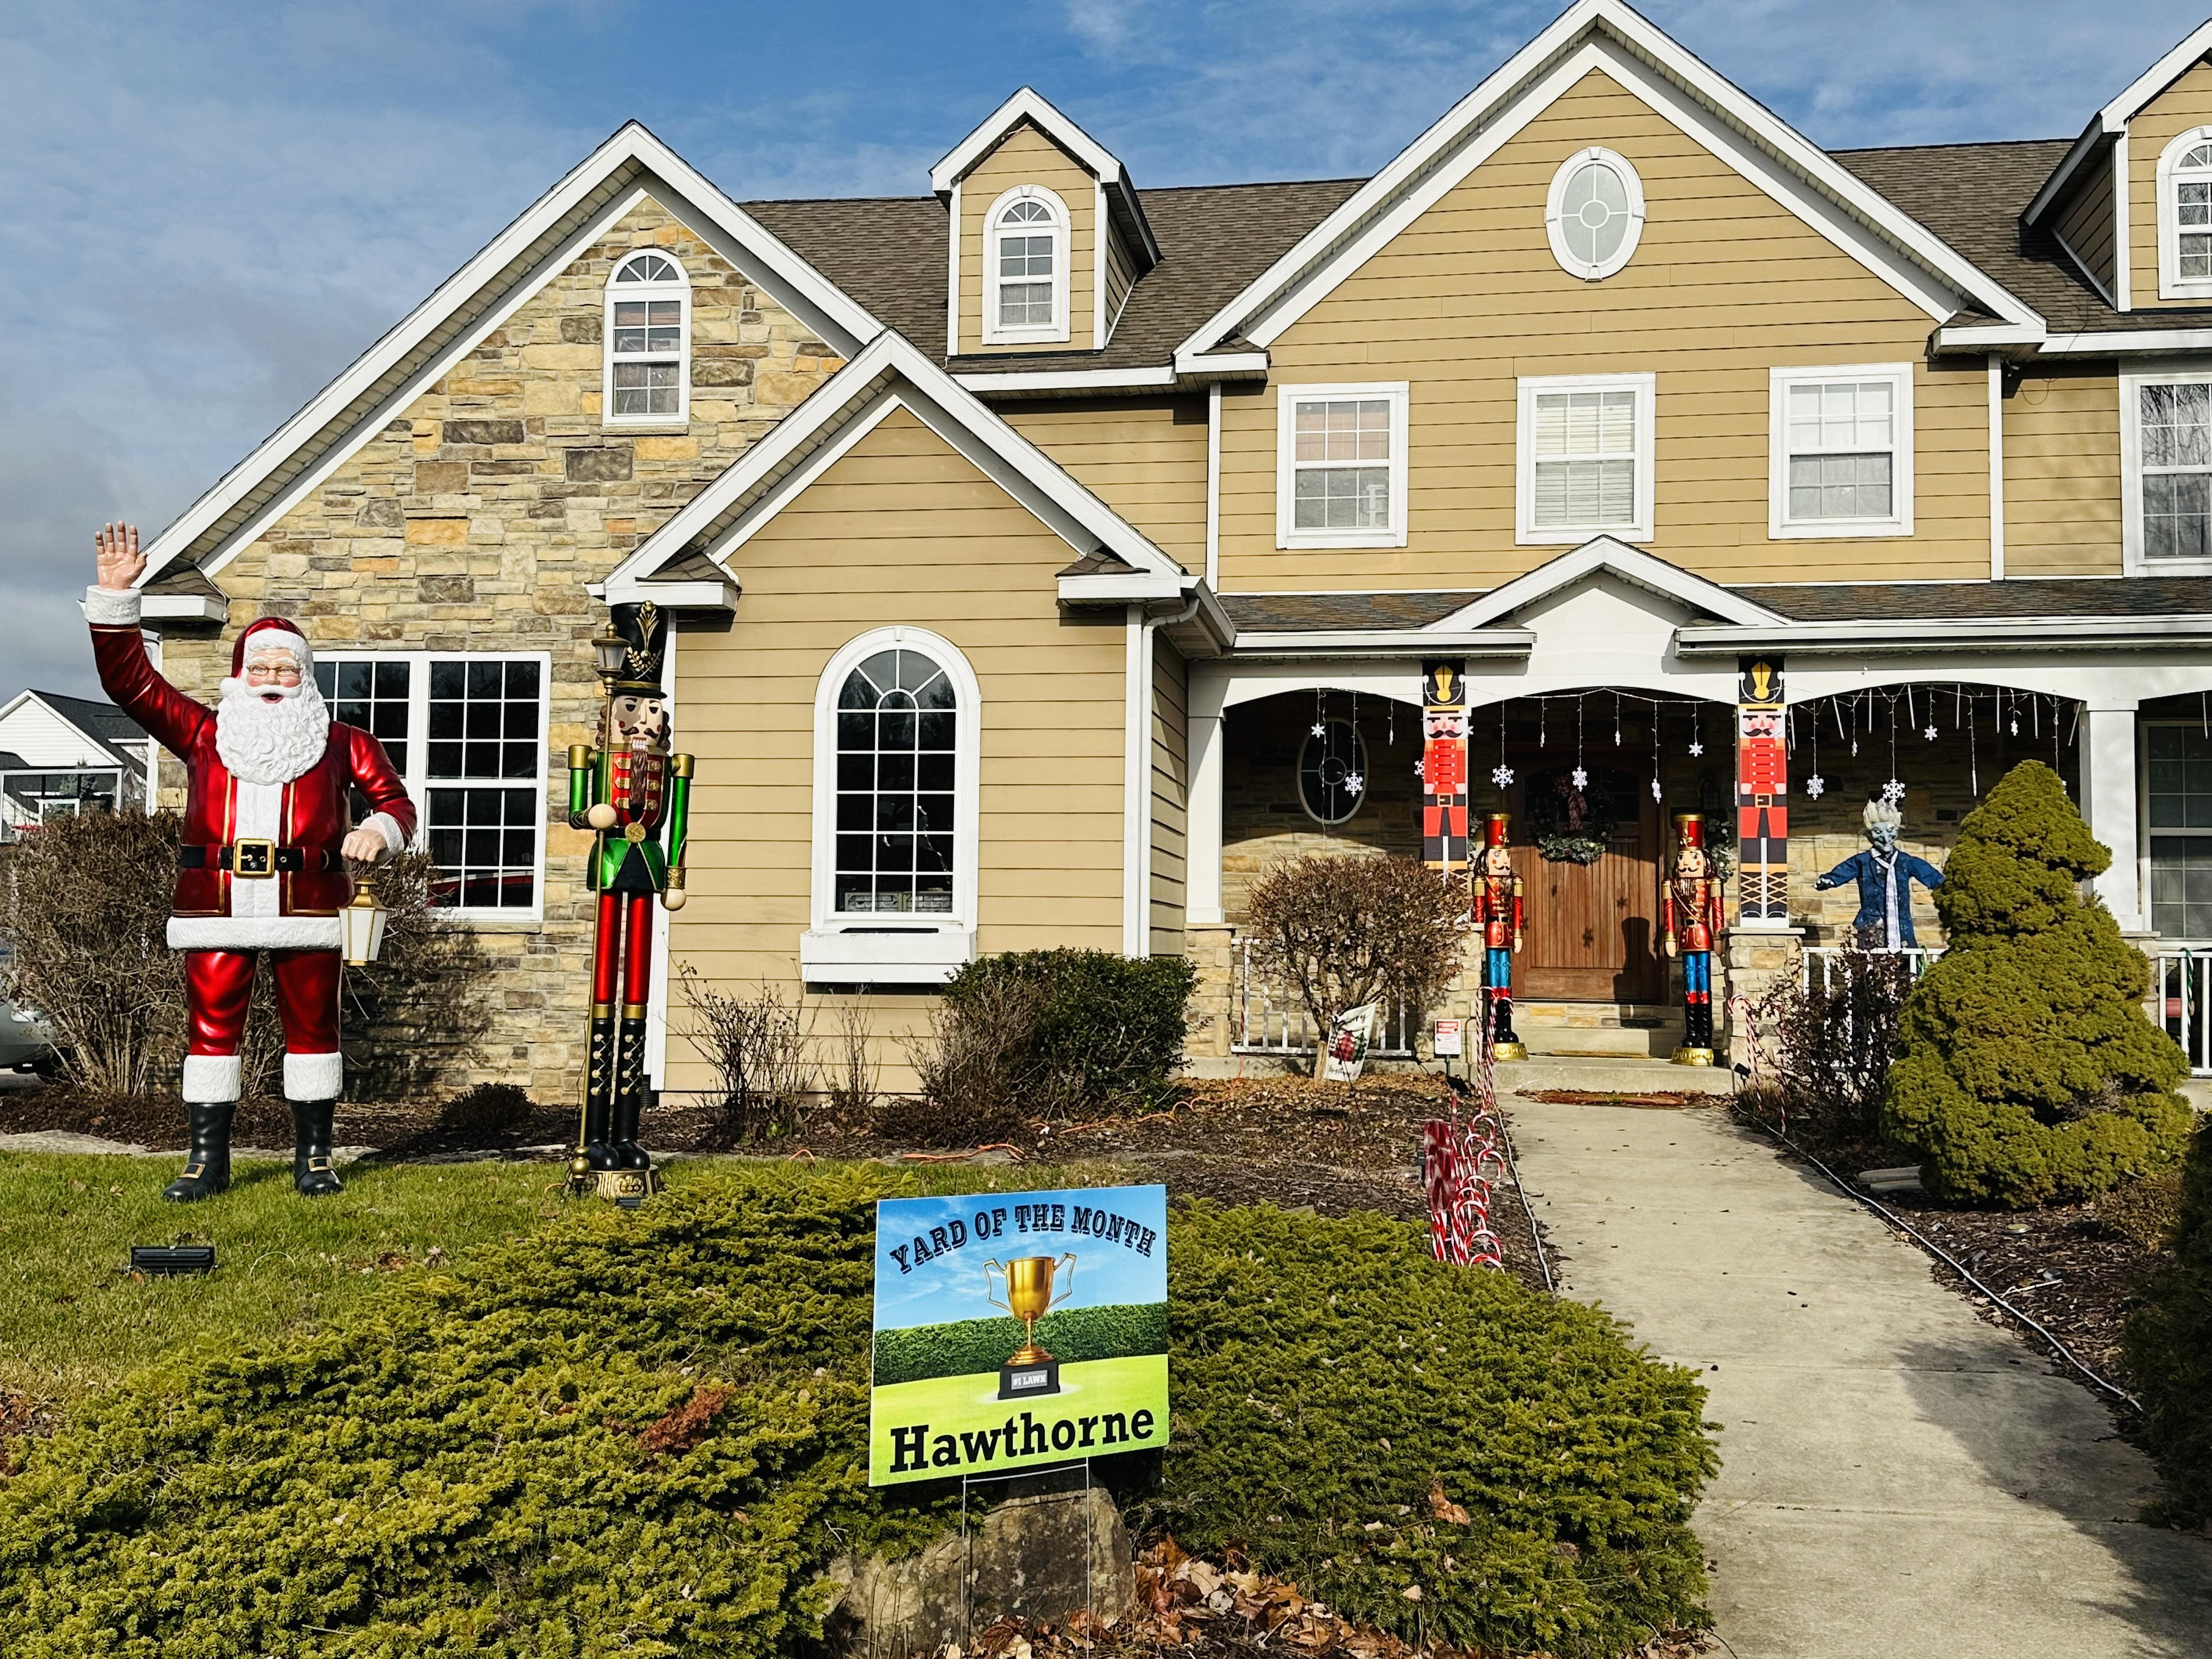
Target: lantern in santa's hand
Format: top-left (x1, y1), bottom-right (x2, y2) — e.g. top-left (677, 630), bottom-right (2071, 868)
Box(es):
top-left (562, 601), bottom-right (692, 1204)
top-left (1471, 812), bottom-right (1526, 1061)
top-left (1662, 812), bottom-right (1724, 1065)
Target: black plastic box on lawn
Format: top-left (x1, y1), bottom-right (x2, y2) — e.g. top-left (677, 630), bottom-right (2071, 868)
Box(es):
top-left (131, 1245), bottom-right (216, 1276)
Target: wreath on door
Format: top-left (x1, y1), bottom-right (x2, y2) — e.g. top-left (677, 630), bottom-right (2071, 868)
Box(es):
top-left (1528, 766), bottom-right (1625, 864)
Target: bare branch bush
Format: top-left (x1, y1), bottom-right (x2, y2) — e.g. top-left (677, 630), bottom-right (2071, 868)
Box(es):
top-left (1242, 853), bottom-right (1469, 1054)
top-left (1748, 946), bottom-right (1914, 1152)
top-left (820, 999), bottom-right (878, 1121)
top-left (887, 974), bottom-right (1044, 1146)
top-left (676, 964), bottom-right (816, 1144)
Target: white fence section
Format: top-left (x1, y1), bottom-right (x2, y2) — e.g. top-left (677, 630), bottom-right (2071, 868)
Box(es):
top-left (2149, 946), bottom-right (2212, 1077)
top-left (1800, 946), bottom-right (1943, 994)
top-left (1231, 936), bottom-right (1417, 1058)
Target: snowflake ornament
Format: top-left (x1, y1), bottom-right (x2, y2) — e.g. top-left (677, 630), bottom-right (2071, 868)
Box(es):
top-left (1924, 726), bottom-right (1938, 741)
top-left (1570, 765), bottom-right (1588, 789)
top-left (1311, 721), bottom-right (1327, 738)
top-left (1882, 778), bottom-right (1906, 805)
top-left (1651, 776), bottom-right (1663, 802)
top-left (1344, 771), bottom-right (1365, 795)
top-left (2010, 718), bottom-right (2019, 736)
top-left (1491, 763), bottom-right (1516, 788)
top-left (1688, 740), bottom-right (1705, 757)
top-left (1414, 758), bottom-right (1425, 780)
top-left (1804, 774), bottom-right (1827, 799)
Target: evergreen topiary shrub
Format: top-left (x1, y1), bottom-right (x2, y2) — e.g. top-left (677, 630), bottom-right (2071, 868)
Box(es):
top-left (2124, 1113), bottom-right (2212, 1524)
top-left (1881, 761), bottom-right (2193, 1207)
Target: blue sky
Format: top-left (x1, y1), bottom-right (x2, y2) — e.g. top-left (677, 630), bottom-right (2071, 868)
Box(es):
top-left (4, 0), bottom-right (2209, 700)
top-left (873, 1187), bottom-right (1166, 1330)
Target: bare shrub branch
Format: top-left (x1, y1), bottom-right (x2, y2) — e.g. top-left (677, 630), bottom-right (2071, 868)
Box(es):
top-left (676, 964), bottom-right (815, 1143)
top-left (1243, 853), bottom-right (1469, 1044)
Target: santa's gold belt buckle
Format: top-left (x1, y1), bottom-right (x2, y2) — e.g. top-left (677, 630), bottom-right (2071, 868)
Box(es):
top-left (230, 838), bottom-right (276, 878)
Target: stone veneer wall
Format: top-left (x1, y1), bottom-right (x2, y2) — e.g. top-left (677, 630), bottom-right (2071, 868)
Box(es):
top-left (150, 198), bottom-right (843, 1102)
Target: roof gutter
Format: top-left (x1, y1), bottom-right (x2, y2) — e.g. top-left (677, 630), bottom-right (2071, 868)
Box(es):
top-left (1230, 628), bottom-right (1534, 660)
top-left (1675, 616), bottom-right (2212, 654)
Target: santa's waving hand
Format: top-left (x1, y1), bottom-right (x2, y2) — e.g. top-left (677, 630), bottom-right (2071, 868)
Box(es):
top-left (86, 523), bottom-right (417, 1202)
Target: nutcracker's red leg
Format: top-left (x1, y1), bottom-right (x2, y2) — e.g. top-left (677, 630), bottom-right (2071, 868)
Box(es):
top-left (611, 892), bottom-right (655, 1170)
top-left (272, 949), bottom-right (346, 1197)
top-left (582, 889), bottom-right (622, 1169)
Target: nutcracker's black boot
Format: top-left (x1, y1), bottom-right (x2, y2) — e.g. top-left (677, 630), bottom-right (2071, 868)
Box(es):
top-left (612, 1013), bottom-right (653, 1170)
top-left (163, 1103), bottom-right (233, 1203)
top-left (292, 1099), bottom-right (345, 1197)
top-left (1490, 995), bottom-right (1520, 1049)
top-left (611, 1086), bottom-right (653, 1171)
top-left (582, 1007), bottom-right (619, 1169)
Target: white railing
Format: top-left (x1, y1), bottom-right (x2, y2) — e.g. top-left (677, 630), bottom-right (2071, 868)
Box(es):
top-left (2149, 946), bottom-right (2212, 1077)
top-left (1231, 936), bottom-right (1417, 1057)
top-left (1801, 946), bottom-right (1942, 994)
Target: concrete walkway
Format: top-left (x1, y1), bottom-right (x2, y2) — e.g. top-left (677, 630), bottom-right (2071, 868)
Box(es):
top-left (1509, 1094), bottom-right (2212, 1659)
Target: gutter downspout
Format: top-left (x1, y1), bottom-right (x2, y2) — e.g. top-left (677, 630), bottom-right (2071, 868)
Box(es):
top-left (1125, 586), bottom-right (1206, 958)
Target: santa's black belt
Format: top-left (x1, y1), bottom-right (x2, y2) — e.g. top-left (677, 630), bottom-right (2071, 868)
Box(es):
top-left (178, 842), bottom-right (342, 877)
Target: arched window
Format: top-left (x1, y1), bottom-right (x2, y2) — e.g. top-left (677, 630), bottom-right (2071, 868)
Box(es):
top-left (1299, 718), bottom-right (1368, 825)
top-left (604, 249), bottom-right (690, 425)
top-left (1545, 148), bottom-right (1646, 282)
top-left (984, 186), bottom-right (1069, 344)
top-left (833, 644), bottom-right (962, 916)
top-left (2162, 131), bottom-right (2212, 298)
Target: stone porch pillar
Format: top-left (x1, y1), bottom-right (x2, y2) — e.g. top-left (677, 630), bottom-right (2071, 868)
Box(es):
top-left (1723, 924), bottom-right (1803, 1075)
top-left (2079, 704), bottom-right (2143, 932)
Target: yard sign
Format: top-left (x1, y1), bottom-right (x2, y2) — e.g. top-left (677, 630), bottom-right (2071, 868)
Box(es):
top-left (868, 1184), bottom-right (1169, 1486)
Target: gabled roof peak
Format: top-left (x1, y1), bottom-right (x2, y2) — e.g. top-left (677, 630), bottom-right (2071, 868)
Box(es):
top-left (2025, 17), bottom-right (2212, 227)
top-left (930, 88), bottom-right (1160, 269)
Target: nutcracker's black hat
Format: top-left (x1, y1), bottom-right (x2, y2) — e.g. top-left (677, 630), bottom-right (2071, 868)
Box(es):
top-left (607, 601), bottom-right (668, 696)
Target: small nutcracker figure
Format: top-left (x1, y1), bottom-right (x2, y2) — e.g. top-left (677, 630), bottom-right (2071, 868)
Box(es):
top-left (563, 601), bottom-right (692, 1200)
top-left (1662, 812), bottom-right (1725, 1065)
top-left (1470, 812), bottom-right (1526, 1060)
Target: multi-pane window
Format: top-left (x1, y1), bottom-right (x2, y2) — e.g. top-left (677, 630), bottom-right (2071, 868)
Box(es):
top-left (1769, 366), bottom-right (1912, 538)
top-left (313, 653), bottom-right (549, 916)
top-left (995, 200), bottom-right (1056, 328)
top-left (1532, 390), bottom-right (1637, 527)
top-left (2177, 143), bottom-right (2212, 281)
top-left (1545, 148), bottom-right (1645, 281)
top-left (834, 648), bottom-right (957, 916)
top-left (2140, 382), bottom-right (2212, 561)
top-left (1291, 399), bottom-right (1392, 531)
top-left (2149, 724), bottom-right (2212, 939)
top-left (606, 251), bottom-right (687, 423)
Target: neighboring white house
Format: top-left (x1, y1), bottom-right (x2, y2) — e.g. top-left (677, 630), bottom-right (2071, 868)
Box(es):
top-left (0, 690), bottom-right (155, 840)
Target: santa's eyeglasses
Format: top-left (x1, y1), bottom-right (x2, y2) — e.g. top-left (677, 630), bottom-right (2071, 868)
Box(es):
top-left (242, 659), bottom-right (302, 686)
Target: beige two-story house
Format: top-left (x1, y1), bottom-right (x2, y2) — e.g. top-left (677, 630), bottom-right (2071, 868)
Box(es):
top-left (115, 1), bottom-right (2212, 1091)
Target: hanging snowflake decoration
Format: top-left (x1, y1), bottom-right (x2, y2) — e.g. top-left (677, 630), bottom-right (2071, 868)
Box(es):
top-left (1804, 774), bottom-right (1826, 799)
top-left (1688, 740), bottom-right (1705, 757)
top-left (1414, 758), bottom-right (1425, 779)
top-left (1491, 763), bottom-right (1516, 788)
top-left (1344, 771), bottom-right (1365, 795)
top-left (1882, 778), bottom-right (1906, 805)
top-left (1650, 776), bottom-right (1663, 802)
top-left (1924, 726), bottom-right (1938, 741)
top-left (2010, 716), bottom-right (2019, 735)
top-left (1311, 721), bottom-right (1327, 738)
top-left (1570, 765), bottom-right (1588, 789)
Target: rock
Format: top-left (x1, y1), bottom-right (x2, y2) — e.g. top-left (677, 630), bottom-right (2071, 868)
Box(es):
top-left (1859, 1165), bottom-right (1925, 1195)
top-left (823, 1479), bottom-right (1133, 1652)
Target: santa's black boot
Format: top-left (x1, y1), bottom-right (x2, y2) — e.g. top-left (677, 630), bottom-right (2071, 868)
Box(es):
top-left (292, 1099), bottom-right (345, 1197)
top-left (163, 1103), bottom-right (234, 1203)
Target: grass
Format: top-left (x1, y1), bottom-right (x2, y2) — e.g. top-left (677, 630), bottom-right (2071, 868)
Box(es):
top-left (0, 1152), bottom-right (560, 1402)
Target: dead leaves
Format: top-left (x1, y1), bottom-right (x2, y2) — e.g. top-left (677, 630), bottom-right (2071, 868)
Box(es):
top-left (636, 1383), bottom-right (733, 1457)
top-left (1426, 1480), bottom-right (1470, 1526)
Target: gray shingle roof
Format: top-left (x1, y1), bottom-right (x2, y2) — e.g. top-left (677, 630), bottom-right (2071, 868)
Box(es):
top-left (28, 692), bottom-right (148, 754)
top-left (1734, 578), bottom-right (2212, 621)
top-left (1219, 592), bottom-right (1484, 631)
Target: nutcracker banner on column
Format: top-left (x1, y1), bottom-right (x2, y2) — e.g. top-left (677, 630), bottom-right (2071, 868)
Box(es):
top-left (1735, 656), bottom-right (1788, 924)
top-left (1421, 660), bottom-right (1469, 877)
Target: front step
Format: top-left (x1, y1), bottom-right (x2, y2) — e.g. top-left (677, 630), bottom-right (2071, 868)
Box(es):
top-left (1509, 1002), bottom-right (1686, 1060)
top-left (1492, 1053), bottom-right (1733, 1096)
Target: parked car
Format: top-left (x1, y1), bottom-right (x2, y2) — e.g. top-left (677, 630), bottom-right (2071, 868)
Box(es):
top-left (0, 997), bottom-right (58, 1077)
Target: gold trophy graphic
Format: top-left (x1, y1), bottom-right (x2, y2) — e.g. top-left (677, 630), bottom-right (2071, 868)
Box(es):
top-left (985, 1252), bottom-right (1076, 1401)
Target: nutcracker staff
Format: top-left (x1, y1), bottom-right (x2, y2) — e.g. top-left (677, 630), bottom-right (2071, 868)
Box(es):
top-left (565, 601), bottom-right (691, 1195)
top-left (1471, 812), bottom-right (1526, 1061)
top-left (1661, 812), bottom-right (1725, 1065)
top-left (84, 524), bottom-right (415, 1201)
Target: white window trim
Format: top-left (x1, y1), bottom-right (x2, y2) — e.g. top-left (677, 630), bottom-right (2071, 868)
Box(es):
top-left (803, 626), bottom-right (982, 986)
top-left (316, 650), bottom-right (552, 925)
top-left (2157, 127), bottom-right (2212, 302)
top-left (1544, 147), bottom-right (1647, 282)
top-left (1515, 371), bottom-right (1656, 546)
top-left (1766, 363), bottom-right (1915, 540)
top-left (602, 248), bottom-right (691, 430)
top-left (982, 184), bottom-right (1071, 347)
top-left (1274, 381), bottom-right (1410, 550)
top-left (2121, 359), bottom-right (2212, 573)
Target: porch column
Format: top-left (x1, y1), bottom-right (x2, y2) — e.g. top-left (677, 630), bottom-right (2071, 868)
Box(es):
top-left (1187, 710), bottom-right (1224, 925)
top-left (2080, 704), bottom-right (2143, 932)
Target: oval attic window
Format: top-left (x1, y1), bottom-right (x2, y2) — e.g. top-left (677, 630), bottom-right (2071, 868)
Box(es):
top-left (1299, 718), bottom-right (1368, 825)
top-left (1546, 148), bottom-right (1646, 281)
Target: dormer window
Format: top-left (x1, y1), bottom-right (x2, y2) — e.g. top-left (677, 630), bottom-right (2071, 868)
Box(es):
top-left (2158, 129), bottom-right (2212, 300)
top-left (984, 186), bottom-right (1069, 345)
top-left (604, 250), bottom-right (690, 425)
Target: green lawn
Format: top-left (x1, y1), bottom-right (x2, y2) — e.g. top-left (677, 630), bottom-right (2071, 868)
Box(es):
top-left (0, 1153), bottom-right (561, 1402)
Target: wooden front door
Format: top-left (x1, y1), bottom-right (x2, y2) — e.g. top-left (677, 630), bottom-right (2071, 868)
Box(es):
top-left (1514, 765), bottom-right (1664, 1002)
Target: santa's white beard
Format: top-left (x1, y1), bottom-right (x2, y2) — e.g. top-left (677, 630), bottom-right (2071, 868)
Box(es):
top-left (215, 678), bottom-right (332, 785)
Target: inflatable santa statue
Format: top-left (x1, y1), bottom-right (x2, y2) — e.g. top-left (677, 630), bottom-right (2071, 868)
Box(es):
top-left (84, 523), bottom-right (416, 1203)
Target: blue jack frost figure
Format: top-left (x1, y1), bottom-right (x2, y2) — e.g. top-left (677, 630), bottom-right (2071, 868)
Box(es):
top-left (1815, 795), bottom-right (1943, 949)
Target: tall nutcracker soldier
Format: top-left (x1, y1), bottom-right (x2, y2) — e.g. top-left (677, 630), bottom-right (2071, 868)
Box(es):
top-left (1662, 812), bottom-right (1725, 1066)
top-left (564, 601), bottom-right (691, 1199)
top-left (1471, 812), bottom-right (1526, 1061)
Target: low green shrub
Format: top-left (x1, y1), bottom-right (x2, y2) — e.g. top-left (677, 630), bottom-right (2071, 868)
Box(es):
top-left (2124, 1113), bottom-right (2212, 1524)
top-left (0, 1170), bottom-right (1714, 1658)
top-left (1145, 1202), bottom-right (1716, 1658)
top-left (872, 1302), bottom-right (1169, 1386)
top-left (940, 949), bottom-right (1198, 1114)
top-left (1882, 763), bottom-right (2192, 1207)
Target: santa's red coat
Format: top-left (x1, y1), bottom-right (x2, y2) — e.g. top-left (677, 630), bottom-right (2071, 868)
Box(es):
top-left (89, 612), bottom-right (416, 952)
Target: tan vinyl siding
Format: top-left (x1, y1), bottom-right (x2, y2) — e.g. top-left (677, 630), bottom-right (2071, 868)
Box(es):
top-left (2003, 365), bottom-right (2123, 576)
top-left (1150, 641), bottom-right (1189, 956)
top-left (1219, 69), bottom-right (1991, 590)
top-left (664, 403), bottom-right (1126, 1093)
top-left (1001, 396), bottom-right (1207, 569)
top-left (2051, 155), bottom-right (2118, 296)
top-left (956, 122), bottom-right (1098, 354)
top-left (1103, 218), bottom-right (1137, 342)
top-left (2129, 56), bottom-right (2212, 307)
